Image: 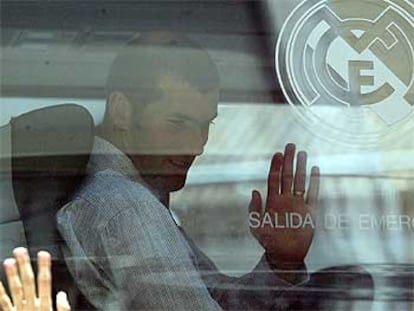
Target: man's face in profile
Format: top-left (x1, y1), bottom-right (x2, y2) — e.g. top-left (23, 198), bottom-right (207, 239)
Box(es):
top-left (130, 75), bottom-right (219, 192)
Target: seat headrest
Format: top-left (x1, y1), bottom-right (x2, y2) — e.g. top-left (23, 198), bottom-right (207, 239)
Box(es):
top-left (0, 104), bottom-right (94, 260)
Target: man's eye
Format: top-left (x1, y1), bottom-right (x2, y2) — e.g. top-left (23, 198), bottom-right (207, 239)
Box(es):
top-left (169, 119), bottom-right (185, 127)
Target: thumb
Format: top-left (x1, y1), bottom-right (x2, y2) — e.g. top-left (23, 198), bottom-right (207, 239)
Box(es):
top-left (57, 292), bottom-right (71, 311)
top-left (248, 190), bottom-right (262, 216)
top-left (249, 190), bottom-right (263, 239)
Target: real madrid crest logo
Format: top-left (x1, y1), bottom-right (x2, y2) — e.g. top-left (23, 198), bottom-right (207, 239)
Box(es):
top-left (276, 0), bottom-right (414, 146)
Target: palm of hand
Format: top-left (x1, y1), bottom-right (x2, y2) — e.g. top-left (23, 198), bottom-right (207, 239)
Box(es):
top-left (255, 195), bottom-right (314, 264)
top-left (248, 144), bottom-right (320, 268)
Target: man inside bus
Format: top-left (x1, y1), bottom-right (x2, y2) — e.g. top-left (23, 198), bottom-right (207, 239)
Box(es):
top-left (55, 32), bottom-right (367, 310)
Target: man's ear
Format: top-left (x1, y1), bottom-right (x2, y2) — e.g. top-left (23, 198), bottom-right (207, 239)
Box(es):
top-left (107, 91), bottom-right (133, 131)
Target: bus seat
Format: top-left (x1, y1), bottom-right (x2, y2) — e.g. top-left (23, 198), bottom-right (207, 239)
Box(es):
top-left (0, 104), bottom-right (94, 308)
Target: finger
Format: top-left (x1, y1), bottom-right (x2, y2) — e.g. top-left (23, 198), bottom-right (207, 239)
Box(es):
top-left (249, 190), bottom-right (263, 215)
top-left (0, 281), bottom-right (14, 311)
top-left (37, 251), bottom-right (52, 311)
top-left (306, 166), bottom-right (320, 207)
top-left (56, 291), bottom-right (71, 311)
top-left (248, 190), bottom-right (263, 238)
top-left (293, 151), bottom-right (307, 195)
top-left (267, 153), bottom-right (283, 200)
top-left (13, 247), bottom-right (36, 310)
top-left (3, 258), bottom-right (24, 311)
top-left (249, 190), bottom-right (263, 220)
top-left (282, 143), bottom-right (296, 194)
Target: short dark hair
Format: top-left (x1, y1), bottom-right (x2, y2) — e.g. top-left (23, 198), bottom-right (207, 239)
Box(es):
top-left (105, 32), bottom-right (220, 107)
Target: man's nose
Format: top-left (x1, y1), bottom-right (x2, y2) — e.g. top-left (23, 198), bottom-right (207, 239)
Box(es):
top-left (187, 126), bottom-right (208, 156)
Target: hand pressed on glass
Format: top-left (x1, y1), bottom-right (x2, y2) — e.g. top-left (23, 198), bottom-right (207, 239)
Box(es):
top-left (248, 143), bottom-right (320, 271)
top-left (0, 248), bottom-right (70, 311)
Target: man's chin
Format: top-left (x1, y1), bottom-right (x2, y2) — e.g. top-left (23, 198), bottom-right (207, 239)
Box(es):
top-left (165, 175), bottom-right (187, 192)
top-left (143, 173), bottom-right (187, 193)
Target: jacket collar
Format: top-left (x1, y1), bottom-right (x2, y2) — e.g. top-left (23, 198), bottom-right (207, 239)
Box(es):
top-left (87, 136), bottom-right (140, 180)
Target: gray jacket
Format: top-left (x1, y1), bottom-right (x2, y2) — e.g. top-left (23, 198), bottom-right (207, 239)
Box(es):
top-left (57, 137), bottom-right (305, 310)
